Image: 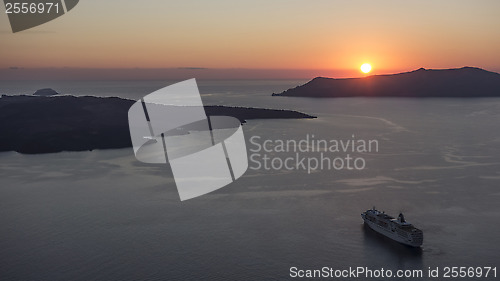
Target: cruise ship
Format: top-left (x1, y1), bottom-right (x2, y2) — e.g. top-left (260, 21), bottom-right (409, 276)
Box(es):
top-left (361, 207), bottom-right (423, 247)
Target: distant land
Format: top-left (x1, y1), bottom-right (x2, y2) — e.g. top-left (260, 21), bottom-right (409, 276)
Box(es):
top-left (0, 95), bottom-right (315, 154)
top-left (273, 67), bottom-right (500, 98)
top-left (33, 88), bottom-right (59, 96)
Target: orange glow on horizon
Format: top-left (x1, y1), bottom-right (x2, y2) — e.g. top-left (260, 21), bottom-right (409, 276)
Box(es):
top-left (0, 1), bottom-right (499, 75)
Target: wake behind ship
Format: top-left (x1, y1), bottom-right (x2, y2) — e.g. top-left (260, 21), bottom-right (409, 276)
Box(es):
top-left (362, 207), bottom-right (423, 247)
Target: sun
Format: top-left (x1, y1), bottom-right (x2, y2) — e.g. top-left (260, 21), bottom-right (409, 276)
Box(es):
top-left (360, 63), bottom-right (372, 74)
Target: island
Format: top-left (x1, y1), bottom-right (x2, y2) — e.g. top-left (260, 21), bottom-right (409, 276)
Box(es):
top-left (33, 88), bottom-right (59, 96)
top-left (0, 95), bottom-right (316, 154)
top-left (273, 67), bottom-right (500, 98)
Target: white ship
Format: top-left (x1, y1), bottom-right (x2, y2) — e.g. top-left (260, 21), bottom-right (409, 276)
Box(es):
top-left (361, 207), bottom-right (423, 247)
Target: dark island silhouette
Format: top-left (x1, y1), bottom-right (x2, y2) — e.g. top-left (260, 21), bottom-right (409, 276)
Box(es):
top-left (0, 95), bottom-right (315, 154)
top-left (273, 67), bottom-right (500, 98)
top-left (33, 88), bottom-right (59, 96)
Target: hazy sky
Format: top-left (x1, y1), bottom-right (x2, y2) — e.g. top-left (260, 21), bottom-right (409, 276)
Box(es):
top-left (1, 0), bottom-right (500, 78)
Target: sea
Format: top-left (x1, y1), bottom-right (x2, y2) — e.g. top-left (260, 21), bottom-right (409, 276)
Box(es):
top-left (1, 80), bottom-right (499, 280)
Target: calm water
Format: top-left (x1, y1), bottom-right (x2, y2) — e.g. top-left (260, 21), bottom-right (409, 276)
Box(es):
top-left (1, 80), bottom-right (499, 280)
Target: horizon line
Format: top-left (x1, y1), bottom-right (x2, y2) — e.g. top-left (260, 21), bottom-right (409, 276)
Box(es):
top-left (1, 66), bottom-right (499, 81)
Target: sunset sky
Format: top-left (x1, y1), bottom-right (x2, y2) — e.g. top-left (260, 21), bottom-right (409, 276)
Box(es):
top-left (1, 0), bottom-right (500, 78)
